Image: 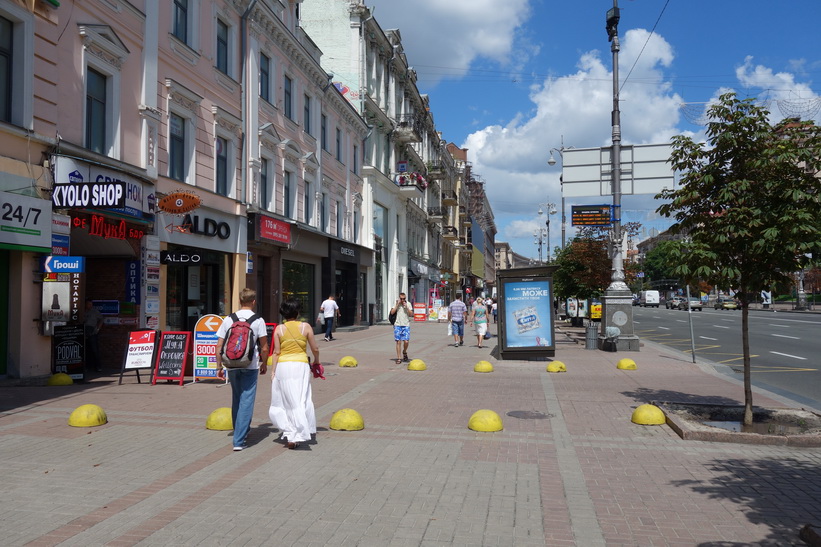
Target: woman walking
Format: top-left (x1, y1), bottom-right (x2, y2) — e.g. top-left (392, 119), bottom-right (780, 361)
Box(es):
top-left (269, 298), bottom-right (320, 449)
top-left (469, 297), bottom-right (489, 348)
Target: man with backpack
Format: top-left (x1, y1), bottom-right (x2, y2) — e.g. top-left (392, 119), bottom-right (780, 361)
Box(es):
top-left (215, 288), bottom-right (269, 452)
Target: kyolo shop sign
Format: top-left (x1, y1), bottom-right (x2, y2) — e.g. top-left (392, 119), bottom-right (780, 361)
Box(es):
top-left (52, 156), bottom-right (150, 219)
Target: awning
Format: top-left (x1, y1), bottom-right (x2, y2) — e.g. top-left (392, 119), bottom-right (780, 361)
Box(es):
top-left (71, 226), bottom-right (137, 258)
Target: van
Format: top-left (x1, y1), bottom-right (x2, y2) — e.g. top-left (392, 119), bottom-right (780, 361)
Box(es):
top-left (639, 290), bottom-right (660, 308)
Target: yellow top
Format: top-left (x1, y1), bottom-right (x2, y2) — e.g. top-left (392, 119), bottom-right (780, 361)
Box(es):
top-left (279, 321), bottom-right (308, 363)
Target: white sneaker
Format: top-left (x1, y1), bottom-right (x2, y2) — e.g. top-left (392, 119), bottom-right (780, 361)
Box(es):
top-left (233, 446), bottom-right (244, 451)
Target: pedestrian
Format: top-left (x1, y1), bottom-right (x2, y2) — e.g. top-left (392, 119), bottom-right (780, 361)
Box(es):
top-left (215, 288), bottom-right (269, 452)
top-left (83, 298), bottom-right (104, 372)
top-left (469, 297), bottom-right (489, 348)
top-left (268, 297), bottom-right (319, 450)
top-left (491, 299), bottom-right (498, 323)
top-left (448, 293), bottom-right (468, 347)
top-left (390, 292), bottom-right (413, 363)
top-left (319, 294), bottom-right (340, 341)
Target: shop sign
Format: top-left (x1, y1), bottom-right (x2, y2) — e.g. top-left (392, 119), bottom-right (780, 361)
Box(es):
top-left (52, 324), bottom-right (85, 379)
top-left (160, 250), bottom-right (202, 264)
top-left (126, 260), bottom-right (140, 304)
top-left (51, 234), bottom-right (70, 256)
top-left (258, 215), bottom-right (291, 244)
top-left (182, 214), bottom-right (231, 239)
top-left (52, 179), bottom-right (125, 209)
top-left (0, 192), bottom-right (52, 252)
top-left (71, 215), bottom-right (145, 241)
top-left (52, 213), bottom-right (71, 234)
top-left (52, 156), bottom-right (151, 218)
top-left (331, 241), bottom-right (359, 262)
top-left (93, 300), bottom-right (120, 315)
top-left (41, 255), bottom-right (85, 273)
top-left (157, 190), bottom-right (201, 215)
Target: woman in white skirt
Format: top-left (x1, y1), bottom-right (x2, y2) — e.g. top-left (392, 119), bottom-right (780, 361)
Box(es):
top-left (269, 298), bottom-right (320, 449)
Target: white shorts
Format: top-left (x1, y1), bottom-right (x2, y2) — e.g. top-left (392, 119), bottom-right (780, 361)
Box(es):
top-left (475, 322), bottom-right (488, 336)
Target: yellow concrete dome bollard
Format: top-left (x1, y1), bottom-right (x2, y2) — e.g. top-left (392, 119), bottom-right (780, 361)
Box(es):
top-left (617, 358), bottom-right (637, 370)
top-left (473, 360), bottom-right (494, 373)
top-left (631, 404), bottom-right (666, 425)
top-left (546, 361), bottom-right (567, 373)
top-left (47, 372), bottom-right (74, 386)
top-left (68, 404), bottom-right (107, 427)
top-left (338, 355), bottom-right (358, 367)
top-left (206, 407), bottom-right (233, 431)
top-left (329, 408), bottom-right (364, 431)
top-left (468, 409), bottom-right (503, 432)
top-left (407, 359), bottom-right (426, 371)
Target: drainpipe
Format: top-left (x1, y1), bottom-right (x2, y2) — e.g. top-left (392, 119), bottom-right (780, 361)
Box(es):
top-left (240, 0), bottom-right (260, 206)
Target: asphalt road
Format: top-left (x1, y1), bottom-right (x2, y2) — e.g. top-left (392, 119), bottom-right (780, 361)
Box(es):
top-left (632, 305), bottom-right (821, 411)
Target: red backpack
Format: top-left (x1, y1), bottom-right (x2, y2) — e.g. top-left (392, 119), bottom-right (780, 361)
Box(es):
top-left (221, 313), bottom-right (261, 368)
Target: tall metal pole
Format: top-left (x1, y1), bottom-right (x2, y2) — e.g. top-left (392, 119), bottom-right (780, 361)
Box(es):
top-left (599, 0), bottom-right (639, 351)
top-left (608, 0), bottom-right (626, 293)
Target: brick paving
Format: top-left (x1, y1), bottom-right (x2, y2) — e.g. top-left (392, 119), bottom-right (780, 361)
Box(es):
top-left (2, 319), bottom-right (820, 546)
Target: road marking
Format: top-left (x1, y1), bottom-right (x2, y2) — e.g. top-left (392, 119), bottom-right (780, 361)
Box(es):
top-left (700, 336), bottom-right (718, 340)
top-left (769, 324), bottom-right (789, 328)
top-left (676, 319), bottom-right (687, 323)
top-left (770, 351), bottom-right (806, 360)
top-left (771, 334), bottom-right (799, 340)
top-left (713, 325), bottom-right (730, 329)
top-left (658, 326), bottom-right (670, 330)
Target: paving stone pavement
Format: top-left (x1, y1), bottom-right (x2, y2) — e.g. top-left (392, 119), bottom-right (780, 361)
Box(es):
top-left (2, 320), bottom-right (820, 546)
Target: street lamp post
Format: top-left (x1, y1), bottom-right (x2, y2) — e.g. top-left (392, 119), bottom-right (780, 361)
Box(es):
top-left (537, 202), bottom-right (556, 262)
top-left (599, 0), bottom-right (639, 352)
top-left (548, 148), bottom-right (569, 250)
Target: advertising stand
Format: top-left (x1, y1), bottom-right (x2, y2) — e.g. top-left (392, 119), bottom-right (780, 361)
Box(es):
top-left (497, 266), bottom-right (557, 360)
top-left (119, 330), bottom-right (158, 384)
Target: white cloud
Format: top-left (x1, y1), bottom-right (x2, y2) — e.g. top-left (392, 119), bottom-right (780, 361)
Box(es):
top-left (367, 0), bottom-right (532, 84)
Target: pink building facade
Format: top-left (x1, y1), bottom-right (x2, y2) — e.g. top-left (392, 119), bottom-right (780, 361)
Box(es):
top-left (0, 0), bottom-right (368, 379)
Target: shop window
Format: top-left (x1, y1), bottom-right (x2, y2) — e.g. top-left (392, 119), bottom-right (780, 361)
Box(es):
top-left (282, 260), bottom-right (315, 323)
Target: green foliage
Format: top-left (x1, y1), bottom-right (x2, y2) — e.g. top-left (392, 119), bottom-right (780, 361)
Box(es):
top-left (552, 236), bottom-right (610, 300)
top-left (656, 93), bottom-right (821, 301)
top-left (656, 92), bottom-right (821, 424)
top-left (641, 240), bottom-right (682, 283)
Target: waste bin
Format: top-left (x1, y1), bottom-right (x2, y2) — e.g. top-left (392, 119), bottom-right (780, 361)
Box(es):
top-left (585, 323), bottom-right (598, 350)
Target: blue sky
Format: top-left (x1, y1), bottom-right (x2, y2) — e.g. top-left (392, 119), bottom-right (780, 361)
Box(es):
top-left (366, 0), bottom-right (821, 260)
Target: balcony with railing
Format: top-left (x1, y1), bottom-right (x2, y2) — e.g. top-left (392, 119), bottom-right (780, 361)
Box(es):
top-left (427, 206), bottom-right (447, 222)
top-left (443, 225), bottom-right (458, 240)
top-left (442, 191), bottom-right (458, 206)
top-left (393, 113), bottom-right (423, 143)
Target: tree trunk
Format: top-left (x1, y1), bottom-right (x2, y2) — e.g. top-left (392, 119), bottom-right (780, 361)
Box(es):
top-left (741, 301), bottom-right (753, 425)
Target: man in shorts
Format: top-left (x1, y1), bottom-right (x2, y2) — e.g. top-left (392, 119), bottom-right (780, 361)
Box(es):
top-left (448, 293), bottom-right (468, 346)
top-left (390, 293), bottom-right (413, 363)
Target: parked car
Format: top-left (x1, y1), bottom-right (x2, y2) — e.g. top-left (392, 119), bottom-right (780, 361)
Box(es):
top-left (714, 297), bottom-right (739, 310)
top-left (666, 296), bottom-right (685, 309)
top-left (678, 297), bottom-right (703, 311)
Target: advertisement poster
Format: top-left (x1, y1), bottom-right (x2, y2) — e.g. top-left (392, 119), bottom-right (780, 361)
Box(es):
top-left (412, 302), bottom-right (427, 322)
top-left (503, 280), bottom-right (553, 348)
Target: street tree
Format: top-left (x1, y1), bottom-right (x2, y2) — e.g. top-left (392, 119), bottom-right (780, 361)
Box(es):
top-left (641, 240), bottom-right (681, 285)
top-left (657, 92), bottom-right (821, 425)
top-left (553, 223), bottom-right (640, 301)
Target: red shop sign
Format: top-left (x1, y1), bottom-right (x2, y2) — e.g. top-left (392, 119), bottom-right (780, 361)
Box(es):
top-left (259, 216), bottom-right (291, 244)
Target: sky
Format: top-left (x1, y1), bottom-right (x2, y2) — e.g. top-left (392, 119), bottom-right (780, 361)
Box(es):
top-left (364, 0), bottom-right (821, 261)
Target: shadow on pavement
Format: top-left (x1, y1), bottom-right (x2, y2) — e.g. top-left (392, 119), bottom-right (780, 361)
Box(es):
top-left (673, 457), bottom-right (821, 546)
top-left (620, 386), bottom-right (740, 407)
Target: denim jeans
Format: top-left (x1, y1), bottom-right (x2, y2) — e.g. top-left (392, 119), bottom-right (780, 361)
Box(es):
top-left (227, 368), bottom-right (259, 447)
top-left (324, 316), bottom-right (334, 339)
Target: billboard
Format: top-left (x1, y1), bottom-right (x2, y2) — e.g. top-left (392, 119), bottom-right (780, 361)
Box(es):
top-left (497, 266), bottom-right (556, 360)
